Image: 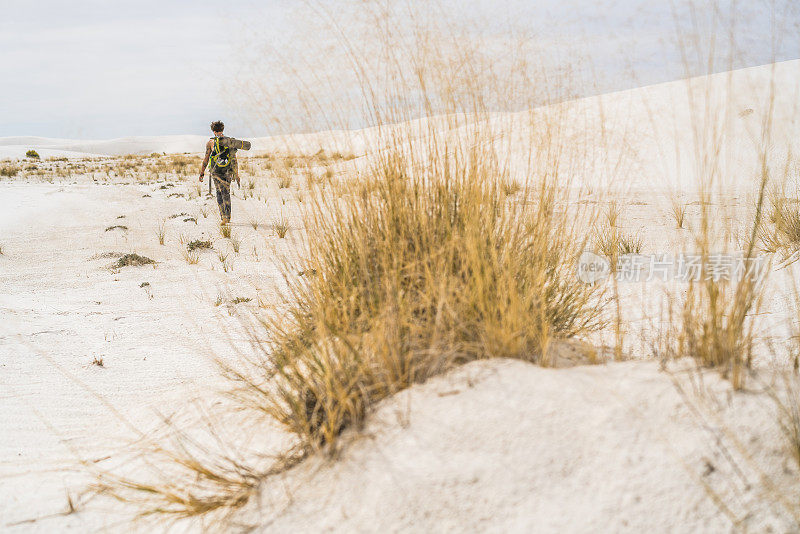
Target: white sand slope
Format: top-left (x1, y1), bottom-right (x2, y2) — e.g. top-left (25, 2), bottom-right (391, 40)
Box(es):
top-left (244, 359), bottom-right (794, 532)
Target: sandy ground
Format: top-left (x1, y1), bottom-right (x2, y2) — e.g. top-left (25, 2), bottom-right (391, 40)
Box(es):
top-left (2, 60), bottom-right (800, 532)
top-left (0, 179), bottom-right (299, 531)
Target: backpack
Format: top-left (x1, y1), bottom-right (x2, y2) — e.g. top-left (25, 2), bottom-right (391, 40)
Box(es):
top-left (210, 136), bottom-right (232, 171)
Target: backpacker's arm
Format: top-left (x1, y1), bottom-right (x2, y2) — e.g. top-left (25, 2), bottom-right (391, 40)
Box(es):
top-left (199, 140), bottom-right (213, 182)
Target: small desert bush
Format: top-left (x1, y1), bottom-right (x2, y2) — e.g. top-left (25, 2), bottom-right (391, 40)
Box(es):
top-left (187, 240), bottom-right (212, 251)
top-left (220, 224), bottom-right (232, 239)
top-left (115, 253), bottom-right (155, 268)
top-left (26, 149), bottom-right (40, 159)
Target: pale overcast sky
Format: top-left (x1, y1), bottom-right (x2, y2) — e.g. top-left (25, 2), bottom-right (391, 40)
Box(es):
top-left (1, 0), bottom-right (798, 139)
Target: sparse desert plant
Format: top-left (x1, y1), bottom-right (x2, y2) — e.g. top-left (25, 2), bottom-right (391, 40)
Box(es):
top-left (105, 225), bottom-right (128, 232)
top-left (231, 296), bottom-right (251, 305)
top-left (277, 170), bottom-right (293, 189)
top-left (91, 355), bottom-right (104, 367)
top-left (618, 232), bottom-right (643, 255)
top-left (217, 250), bottom-right (229, 264)
top-left (200, 206), bottom-right (209, 218)
top-left (271, 216), bottom-right (289, 238)
top-left (220, 224), bottom-right (232, 239)
top-left (26, 149), bottom-right (40, 159)
top-left (183, 249), bottom-right (200, 265)
top-left (671, 199), bottom-right (687, 229)
top-left (605, 201), bottom-right (621, 228)
top-left (230, 235), bottom-right (241, 253)
top-left (249, 218), bottom-right (259, 230)
top-left (214, 294), bottom-right (223, 307)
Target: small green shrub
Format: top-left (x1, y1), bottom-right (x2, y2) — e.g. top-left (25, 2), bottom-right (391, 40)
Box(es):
top-left (115, 253), bottom-right (155, 268)
top-left (187, 240), bottom-right (212, 251)
top-left (26, 150), bottom-right (40, 159)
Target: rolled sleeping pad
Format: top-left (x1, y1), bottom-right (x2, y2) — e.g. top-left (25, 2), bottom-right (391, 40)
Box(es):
top-left (235, 139), bottom-right (251, 150)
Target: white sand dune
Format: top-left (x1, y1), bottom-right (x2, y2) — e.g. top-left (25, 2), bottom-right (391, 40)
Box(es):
top-left (243, 359), bottom-right (794, 532)
top-left (2, 60), bottom-right (800, 532)
top-left (0, 131), bottom-right (368, 159)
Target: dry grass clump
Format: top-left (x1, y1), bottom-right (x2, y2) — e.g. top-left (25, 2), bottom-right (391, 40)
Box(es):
top-left (183, 249), bottom-right (200, 265)
top-left (595, 225), bottom-right (643, 261)
top-left (220, 224), bottom-right (232, 239)
top-left (271, 217), bottom-right (289, 238)
top-left (671, 199), bottom-right (687, 229)
top-left (669, 112), bottom-right (774, 391)
top-left (225, 140), bottom-right (604, 451)
top-left (276, 169), bottom-right (293, 189)
top-left (760, 194), bottom-right (800, 254)
top-left (0, 163), bottom-right (20, 177)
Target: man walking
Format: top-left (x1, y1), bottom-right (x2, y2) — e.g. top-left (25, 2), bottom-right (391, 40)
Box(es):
top-left (199, 121), bottom-right (251, 224)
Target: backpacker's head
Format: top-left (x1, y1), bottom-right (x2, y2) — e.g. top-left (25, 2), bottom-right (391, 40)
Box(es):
top-left (210, 121), bottom-right (224, 136)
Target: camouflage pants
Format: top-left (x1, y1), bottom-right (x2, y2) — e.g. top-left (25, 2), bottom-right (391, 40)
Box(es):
top-left (212, 173), bottom-right (232, 222)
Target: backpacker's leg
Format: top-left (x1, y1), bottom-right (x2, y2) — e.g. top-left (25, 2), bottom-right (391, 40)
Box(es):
top-left (212, 174), bottom-right (231, 224)
top-left (221, 176), bottom-right (232, 222)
